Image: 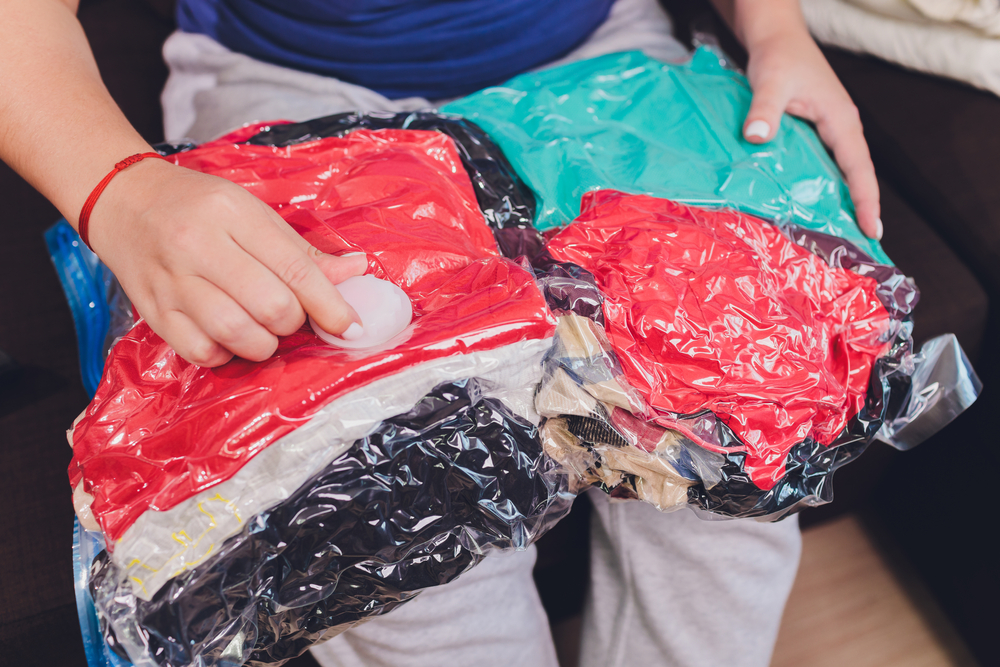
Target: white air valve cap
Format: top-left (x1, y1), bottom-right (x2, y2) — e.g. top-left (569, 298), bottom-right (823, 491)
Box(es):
top-left (310, 274), bottom-right (412, 349)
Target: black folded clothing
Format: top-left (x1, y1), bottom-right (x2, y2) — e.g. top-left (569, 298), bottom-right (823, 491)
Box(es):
top-left (90, 379), bottom-right (571, 667)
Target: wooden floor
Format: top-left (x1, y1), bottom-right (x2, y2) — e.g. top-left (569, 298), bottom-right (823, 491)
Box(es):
top-left (772, 515), bottom-right (967, 667)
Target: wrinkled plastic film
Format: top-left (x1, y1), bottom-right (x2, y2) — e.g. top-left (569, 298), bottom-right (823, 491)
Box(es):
top-left (877, 334), bottom-right (982, 450)
top-left (242, 111), bottom-right (543, 259)
top-left (530, 191), bottom-right (935, 518)
top-left (110, 339), bottom-right (549, 603)
top-left (442, 47), bottom-right (890, 264)
top-left (70, 128), bottom-right (555, 544)
top-left (90, 380), bottom-right (572, 667)
top-left (432, 34), bottom-right (958, 516)
top-left (47, 113), bottom-right (538, 402)
top-left (65, 122), bottom-right (569, 667)
top-left (55, 48), bottom-right (984, 667)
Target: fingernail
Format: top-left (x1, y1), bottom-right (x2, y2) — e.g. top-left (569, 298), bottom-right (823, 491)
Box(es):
top-left (341, 252), bottom-right (366, 258)
top-left (745, 120), bottom-right (770, 141)
top-left (341, 322), bottom-right (364, 341)
top-left (875, 217), bottom-right (884, 240)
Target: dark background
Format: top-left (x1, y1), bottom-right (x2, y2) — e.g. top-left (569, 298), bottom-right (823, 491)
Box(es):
top-left (1, 0), bottom-right (997, 665)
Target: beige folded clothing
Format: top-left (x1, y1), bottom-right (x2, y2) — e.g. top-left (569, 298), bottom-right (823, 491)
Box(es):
top-left (908, 0), bottom-right (1000, 36)
top-left (849, 0), bottom-right (1000, 35)
top-left (803, 0), bottom-right (1000, 97)
top-left (539, 417), bottom-right (693, 510)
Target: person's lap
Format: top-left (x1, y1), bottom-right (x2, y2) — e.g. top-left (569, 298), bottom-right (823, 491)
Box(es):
top-left (308, 497), bottom-right (800, 667)
top-left (309, 546), bottom-right (560, 667)
top-left (582, 493), bottom-right (800, 667)
top-left (158, 2), bottom-right (802, 664)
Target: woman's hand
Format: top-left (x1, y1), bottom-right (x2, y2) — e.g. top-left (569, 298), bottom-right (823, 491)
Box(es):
top-left (1, 0), bottom-right (365, 368)
top-left (89, 160), bottom-right (367, 367)
top-left (728, 0), bottom-right (882, 240)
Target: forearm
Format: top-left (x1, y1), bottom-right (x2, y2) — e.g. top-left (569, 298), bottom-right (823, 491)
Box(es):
top-left (0, 0), bottom-right (153, 229)
top-left (709, 0), bottom-right (810, 51)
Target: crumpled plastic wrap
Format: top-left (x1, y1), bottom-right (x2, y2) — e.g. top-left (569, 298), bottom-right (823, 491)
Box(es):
top-left (531, 190), bottom-right (978, 518)
top-left (56, 49), bottom-right (983, 667)
top-left (442, 46), bottom-right (890, 264)
top-left (89, 379), bottom-right (570, 667)
top-left (876, 333), bottom-right (982, 451)
top-left (65, 122), bottom-right (567, 667)
top-left (244, 112), bottom-right (543, 259)
top-left (48, 113), bottom-right (542, 398)
top-left (70, 127), bottom-right (554, 544)
top-left (94, 339), bottom-right (548, 605)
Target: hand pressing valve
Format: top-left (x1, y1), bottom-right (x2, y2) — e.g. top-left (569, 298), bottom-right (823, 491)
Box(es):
top-left (734, 0), bottom-right (883, 240)
top-left (85, 158), bottom-right (367, 367)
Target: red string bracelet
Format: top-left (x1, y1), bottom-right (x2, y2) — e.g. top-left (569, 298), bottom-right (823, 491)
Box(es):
top-left (78, 152), bottom-right (170, 251)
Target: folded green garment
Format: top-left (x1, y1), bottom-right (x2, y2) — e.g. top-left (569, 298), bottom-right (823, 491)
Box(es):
top-left (443, 47), bottom-right (889, 264)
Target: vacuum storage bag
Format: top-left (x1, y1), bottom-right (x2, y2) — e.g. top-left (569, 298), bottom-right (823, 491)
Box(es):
top-left (442, 46), bottom-right (980, 518)
top-left (529, 191), bottom-right (945, 518)
top-left (66, 122), bottom-right (570, 667)
top-left (57, 50), bottom-right (981, 667)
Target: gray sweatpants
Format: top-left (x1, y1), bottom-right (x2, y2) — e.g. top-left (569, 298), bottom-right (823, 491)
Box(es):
top-left (160, 1), bottom-right (802, 664)
top-left (309, 494), bottom-right (800, 667)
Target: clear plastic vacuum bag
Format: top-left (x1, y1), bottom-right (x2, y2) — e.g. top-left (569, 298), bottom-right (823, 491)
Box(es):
top-left (66, 122), bottom-right (566, 666)
top-left (438, 46), bottom-right (980, 518)
top-left (529, 191), bottom-right (978, 518)
top-left (47, 112), bottom-right (540, 400)
top-left (88, 379), bottom-right (570, 667)
top-left (442, 46), bottom-right (890, 264)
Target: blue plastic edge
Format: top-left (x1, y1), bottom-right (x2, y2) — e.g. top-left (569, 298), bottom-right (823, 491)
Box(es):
top-left (44, 219), bottom-right (110, 398)
top-left (73, 518), bottom-right (129, 667)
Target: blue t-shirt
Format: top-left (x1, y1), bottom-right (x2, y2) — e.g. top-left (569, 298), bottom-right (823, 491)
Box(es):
top-left (177, 0), bottom-right (615, 100)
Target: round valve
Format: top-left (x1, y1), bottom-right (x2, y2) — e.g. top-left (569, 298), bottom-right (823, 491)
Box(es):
top-left (310, 274), bottom-right (412, 349)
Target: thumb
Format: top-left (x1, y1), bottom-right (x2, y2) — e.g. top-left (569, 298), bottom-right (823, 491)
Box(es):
top-left (743, 75), bottom-right (791, 144)
top-left (313, 250), bottom-right (369, 285)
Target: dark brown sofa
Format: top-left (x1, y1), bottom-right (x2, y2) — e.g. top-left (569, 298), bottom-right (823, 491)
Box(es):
top-left (1, 1), bottom-right (995, 665)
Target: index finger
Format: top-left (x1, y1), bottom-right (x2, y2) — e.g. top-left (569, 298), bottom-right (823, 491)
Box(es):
top-left (813, 100), bottom-right (882, 240)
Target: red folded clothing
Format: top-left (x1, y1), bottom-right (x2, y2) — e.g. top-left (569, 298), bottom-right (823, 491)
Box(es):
top-left (545, 191), bottom-right (891, 489)
top-left (69, 128), bottom-right (555, 543)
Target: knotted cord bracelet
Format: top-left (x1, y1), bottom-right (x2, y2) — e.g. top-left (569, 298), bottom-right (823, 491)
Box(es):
top-left (78, 152), bottom-right (170, 251)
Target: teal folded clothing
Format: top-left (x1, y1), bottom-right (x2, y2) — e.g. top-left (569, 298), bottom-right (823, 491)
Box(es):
top-left (443, 46), bottom-right (889, 265)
